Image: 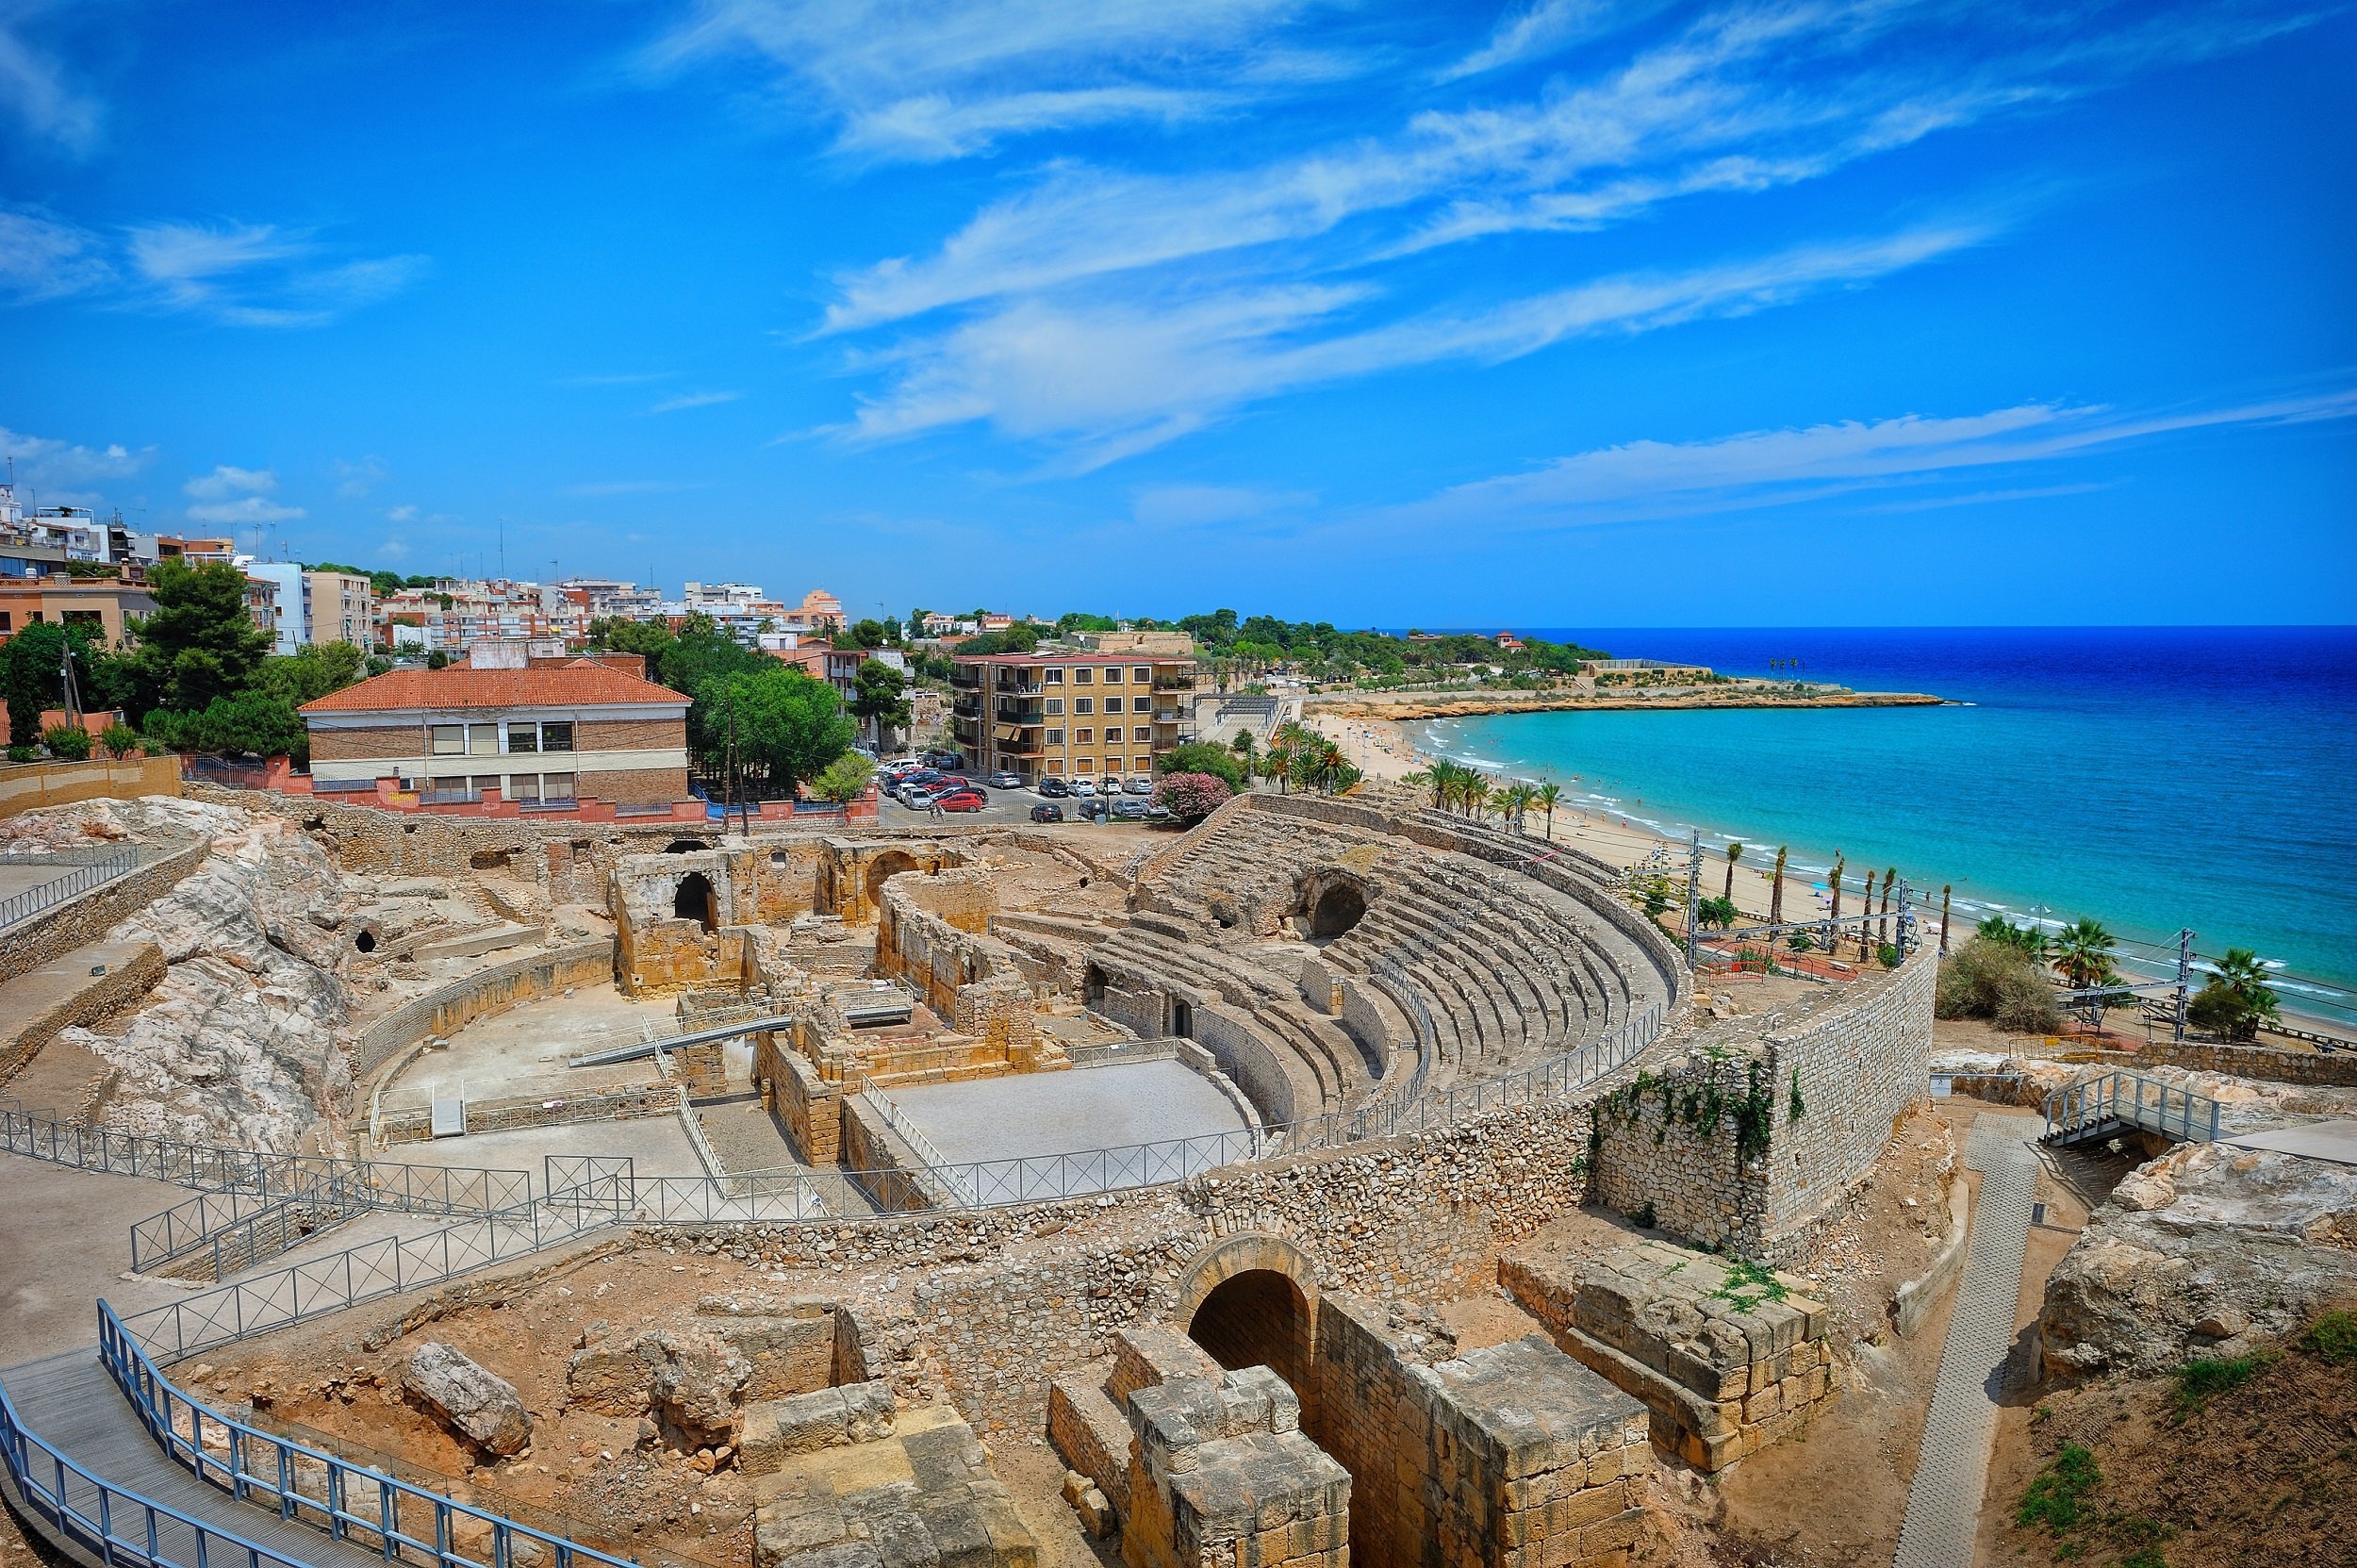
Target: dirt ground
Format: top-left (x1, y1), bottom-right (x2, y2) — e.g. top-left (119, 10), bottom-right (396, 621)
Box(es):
top-left (1982, 1325), bottom-right (2357, 1567)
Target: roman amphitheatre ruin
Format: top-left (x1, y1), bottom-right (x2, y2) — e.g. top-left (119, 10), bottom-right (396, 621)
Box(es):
top-left (2, 776), bottom-right (2353, 1568)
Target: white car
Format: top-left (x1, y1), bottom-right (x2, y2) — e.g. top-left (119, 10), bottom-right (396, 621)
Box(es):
top-left (1124, 774), bottom-right (1156, 795)
top-left (1070, 778), bottom-right (1097, 797)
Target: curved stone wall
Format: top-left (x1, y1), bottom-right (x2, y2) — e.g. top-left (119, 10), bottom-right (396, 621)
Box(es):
top-left (351, 937), bottom-right (614, 1082)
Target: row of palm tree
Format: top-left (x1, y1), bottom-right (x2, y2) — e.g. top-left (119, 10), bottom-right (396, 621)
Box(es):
top-left (1261, 720), bottom-right (1357, 795)
top-left (1399, 759), bottom-right (1569, 835)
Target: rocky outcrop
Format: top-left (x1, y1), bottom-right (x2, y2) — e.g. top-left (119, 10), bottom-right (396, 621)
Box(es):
top-left (404, 1342), bottom-right (532, 1456)
top-left (2042, 1142), bottom-right (2357, 1378)
top-left (565, 1325), bottom-right (751, 1447)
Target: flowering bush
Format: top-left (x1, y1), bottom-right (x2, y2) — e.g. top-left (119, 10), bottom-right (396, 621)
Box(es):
top-left (1152, 770), bottom-right (1232, 824)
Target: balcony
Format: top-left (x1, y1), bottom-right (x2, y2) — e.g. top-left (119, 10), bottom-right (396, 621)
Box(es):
top-left (994, 679), bottom-right (1044, 696)
top-left (1152, 673), bottom-right (1199, 691)
top-left (995, 701), bottom-right (1044, 722)
top-left (948, 668), bottom-right (984, 690)
top-left (952, 697), bottom-right (982, 718)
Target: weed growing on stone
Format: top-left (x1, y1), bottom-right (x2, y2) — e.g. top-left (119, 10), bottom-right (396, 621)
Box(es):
top-left (1709, 1259), bottom-right (1788, 1310)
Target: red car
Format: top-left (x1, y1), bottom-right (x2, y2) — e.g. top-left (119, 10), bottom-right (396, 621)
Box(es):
top-left (934, 789), bottom-right (987, 812)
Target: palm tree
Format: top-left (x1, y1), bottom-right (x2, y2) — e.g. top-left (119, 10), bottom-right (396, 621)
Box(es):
top-left (1939, 884), bottom-right (1953, 955)
top-left (1535, 781), bottom-right (1562, 840)
top-left (2192, 947), bottom-right (2281, 1040)
top-left (1828, 851), bottom-right (1844, 934)
top-left (2051, 918), bottom-right (2118, 990)
top-left (1769, 846), bottom-right (1788, 925)
top-left (1878, 867), bottom-right (1896, 950)
top-left (1722, 841), bottom-right (1744, 902)
top-left (1465, 775), bottom-right (1492, 821)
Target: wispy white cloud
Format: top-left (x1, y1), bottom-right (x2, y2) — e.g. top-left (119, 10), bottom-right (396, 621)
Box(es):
top-left (648, 388), bottom-right (744, 413)
top-left (644, 0), bottom-right (1343, 161)
top-left (1131, 482), bottom-right (1317, 529)
top-left (842, 223), bottom-right (1987, 464)
top-left (376, 537), bottom-right (410, 560)
top-left (0, 205), bottom-right (110, 302)
top-left (0, 3), bottom-right (99, 153)
top-left (124, 222), bottom-right (427, 327)
top-left (386, 503), bottom-right (419, 522)
top-left (1441, 0), bottom-right (1673, 82)
top-left (184, 464), bottom-right (305, 525)
top-left (0, 421), bottom-right (151, 503)
top-left (331, 455), bottom-right (388, 498)
top-left (1385, 386), bottom-right (2357, 528)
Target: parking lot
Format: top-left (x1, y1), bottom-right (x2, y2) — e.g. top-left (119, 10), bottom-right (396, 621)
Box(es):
top-left (875, 767), bottom-right (1174, 830)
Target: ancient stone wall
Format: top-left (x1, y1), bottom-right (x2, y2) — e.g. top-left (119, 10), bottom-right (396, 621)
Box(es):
top-left (351, 938), bottom-right (611, 1081)
top-left (0, 833), bottom-right (211, 986)
top-left (1590, 950), bottom-right (1935, 1261)
top-left (0, 753), bottom-right (182, 819)
top-left (1191, 1002), bottom-right (1304, 1128)
top-left (2120, 1039), bottom-right (2357, 1087)
top-left (0, 939), bottom-right (166, 1085)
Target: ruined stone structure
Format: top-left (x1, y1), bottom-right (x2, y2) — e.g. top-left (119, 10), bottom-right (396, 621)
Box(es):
top-left (1590, 951), bottom-right (1937, 1261)
top-left (1502, 1240), bottom-right (1841, 1471)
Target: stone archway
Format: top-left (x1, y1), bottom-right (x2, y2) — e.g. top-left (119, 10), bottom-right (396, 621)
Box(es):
top-left (864, 850), bottom-right (919, 911)
top-left (1178, 1233), bottom-right (1322, 1421)
top-left (673, 870), bottom-right (717, 933)
top-left (1310, 883), bottom-right (1366, 938)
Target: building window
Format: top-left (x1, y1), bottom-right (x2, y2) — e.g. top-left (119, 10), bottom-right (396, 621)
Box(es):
top-left (1073, 697), bottom-right (1093, 716)
top-left (541, 721), bottom-right (574, 752)
top-left (1074, 728), bottom-right (1093, 744)
top-left (507, 723), bottom-right (538, 754)
top-left (1045, 729), bottom-right (1063, 746)
top-left (1133, 666), bottom-right (1152, 683)
top-left (1103, 727), bottom-right (1123, 743)
top-left (0, 613), bottom-right (11, 632)
top-left (1103, 666), bottom-right (1124, 683)
top-left (1076, 758), bottom-right (1094, 772)
top-left (430, 725), bottom-right (466, 755)
top-left (1044, 667), bottom-right (1064, 684)
top-left (1134, 754), bottom-right (1152, 770)
top-left (1072, 667), bottom-right (1093, 685)
top-left (470, 725), bottom-right (501, 756)
top-left (63, 609), bottom-right (103, 630)
top-left (1045, 698), bottom-right (1063, 716)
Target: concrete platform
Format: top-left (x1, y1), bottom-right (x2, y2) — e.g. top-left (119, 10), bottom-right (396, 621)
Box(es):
top-left (883, 1057), bottom-right (1248, 1164)
top-left (2222, 1117), bottom-right (2357, 1167)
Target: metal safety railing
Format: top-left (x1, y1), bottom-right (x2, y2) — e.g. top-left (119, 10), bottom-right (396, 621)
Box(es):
top-left (98, 1302), bottom-right (653, 1568)
top-left (128, 1162), bottom-right (534, 1275)
top-left (0, 845), bottom-right (140, 927)
top-left (2041, 1070), bottom-right (2221, 1145)
top-left (1, 1364), bottom-right (312, 1568)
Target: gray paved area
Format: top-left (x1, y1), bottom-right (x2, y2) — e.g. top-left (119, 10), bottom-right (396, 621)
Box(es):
top-left (0, 1151), bottom-right (204, 1359)
top-left (1893, 1115), bottom-right (2039, 1568)
top-left (2222, 1116), bottom-right (2357, 1166)
top-left (381, 982), bottom-right (676, 1103)
top-left (379, 1113), bottom-right (704, 1179)
top-left (885, 1058), bottom-right (1247, 1164)
top-left (695, 1097), bottom-right (805, 1174)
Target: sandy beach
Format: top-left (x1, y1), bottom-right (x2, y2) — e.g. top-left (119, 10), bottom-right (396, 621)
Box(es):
top-left (1307, 709), bottom-right (1870, 931)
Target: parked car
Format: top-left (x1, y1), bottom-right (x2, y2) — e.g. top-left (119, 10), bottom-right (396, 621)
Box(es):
top-left (1037, 776), bottom-right (1072, 798)
top-left (1078, 796), bottom-right (1109, 819)
top-left (1070, 778), bottom-right (1097, 797)
top-left (934, 790), bottom-right (987, 813)
top-left (922, 750), bottom-right (964, 769)
top-left (1111, 798), bottom-right (1150, 820)
top-left (1124, 774), bottom-right (1156, 795)
top-left (1029, 802), bottom-right (1065, 823)
top-left (988, 770), bottom-right (1023, 789)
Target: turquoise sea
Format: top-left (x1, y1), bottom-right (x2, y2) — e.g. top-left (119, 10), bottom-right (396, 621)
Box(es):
top-left (1404, 627), bottom-right (2357, 1021)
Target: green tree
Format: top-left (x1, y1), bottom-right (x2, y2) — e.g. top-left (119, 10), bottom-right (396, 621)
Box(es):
top-left (2186, 948), bottom-right (2281, 1041)
top-left (148, 691), bottom-right (308, 761)
top-left (1535, 781), bottom-right (1562, 838)
top-left (588, 617), bottom-right (678, 662)
top-left (849, 619), bottom-right (888, 650)
top-left (254, 641), bottom-right (368, 706)
top-left (810, 751), bottom-right (877, 803)
top-left (124, 558), bottom-right (273, 715)
top-left (2051, 918), bottom-right (2119, 991)
top-left (1722, 841), bottom-right (1744, 900)
top-left (41, 722), bottom-right (91, 760)
top-left (699, 667), bottom-right (855, 797)
top-left (426, 649), bottom-right (450, 669)
top-left (1155, 741), bottom-right (1247, 792)
top-left (1, 620), bottom-right (117, 747)
top-left (1697, 895), bottom-right (1739, 931)
top-left (849, 658), bottom-right (911, 739)
top-left (1768, 846), bottom-right (1788, 925)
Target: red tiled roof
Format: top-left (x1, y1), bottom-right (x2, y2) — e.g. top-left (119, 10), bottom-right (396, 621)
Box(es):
top-left (299, 660), bottom-right (686, 715)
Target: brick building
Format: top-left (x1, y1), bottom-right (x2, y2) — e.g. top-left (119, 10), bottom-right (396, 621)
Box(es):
top-left (299, 653), bottom-right (692, 808)
top-left (948, 647), bottom-right (1197, 784)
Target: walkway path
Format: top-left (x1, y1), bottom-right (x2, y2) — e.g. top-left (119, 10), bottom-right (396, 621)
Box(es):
top-left (1893, 1114), bottom-right (2039, 1568)
top-left (2, 1349), bottom-right (387, 1568)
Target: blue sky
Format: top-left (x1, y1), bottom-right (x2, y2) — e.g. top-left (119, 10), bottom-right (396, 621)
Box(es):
top-left (2, 0), bottom-right (2351, 626)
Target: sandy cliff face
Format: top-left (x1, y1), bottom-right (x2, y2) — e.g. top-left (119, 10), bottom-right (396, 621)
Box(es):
top-left (8, 797), bottom-right (361, 1150)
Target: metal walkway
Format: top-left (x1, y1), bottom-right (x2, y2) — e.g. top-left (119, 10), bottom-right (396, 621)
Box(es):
top-left (2041, 1069), bottom-right (2220, 1147)
top-left (1, 1349), bottom-right (383, 1568)
top-left (1893, 1116), bottom-right (2040, 1568)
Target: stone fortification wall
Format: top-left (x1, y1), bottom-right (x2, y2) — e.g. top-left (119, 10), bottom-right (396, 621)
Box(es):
top-left (351, 938), bottom-right (612, 1081)
top-left (2118, 1039), bottom-right (2357, 1088)
top-left (0, 833), bottom-right (212, 986)
top-left (1590, 949), bottom-right (1935, 1262)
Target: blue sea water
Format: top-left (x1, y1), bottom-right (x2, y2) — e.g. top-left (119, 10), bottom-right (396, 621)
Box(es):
top-left (1404, 627), bottom-right (2357, 1011)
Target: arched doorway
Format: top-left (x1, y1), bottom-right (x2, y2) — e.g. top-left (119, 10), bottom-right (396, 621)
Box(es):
top-left (1310, 883), bottom-right (1366, 939)
top-left (1171, 998), bottom-right (1193, 1038)
top-left (864, 850), bottom-right (918, 912)
top-left (1083, 963), bottom-right (1108, 1007)
top-left (672, 871), bottom-right (717, 932)
top-left (1188, 1270), bottom-right (1314, 1411)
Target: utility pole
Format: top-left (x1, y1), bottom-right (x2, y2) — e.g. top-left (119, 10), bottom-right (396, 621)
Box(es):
top-left (1939, 884), bottom-right (1953, 956)
top-left (1682, 829), bottom-right (1701, 970)
top-left (2173, 928), bottom-right (2196, 1045)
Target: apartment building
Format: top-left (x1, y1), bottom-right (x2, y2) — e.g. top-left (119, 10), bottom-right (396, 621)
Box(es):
top-left (300, 650), bottom-right (691, 807)
top-left (305, 569), bottom-right (376, 649)
top-left (0, 576), bottom-right (158, 647)
top-left (948, 646), bottom-right (1198, 784)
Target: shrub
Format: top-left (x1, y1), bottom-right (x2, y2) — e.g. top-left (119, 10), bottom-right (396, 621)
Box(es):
top-left (809, 751), bottom-right (876, 803)
top-left (1936, 936), bottom-right (2064, 1033)
top-left (41, 722), bottom-right (92, 760)
top-left (1786, 933), bottom-right (1814, 952)
top-left (2300, 1311), bottom-right (2357, 1365)
top-left (1697, 894), bottom-right (1738, 930)
top-left (1877, 942), bottom-right (1903, 968)
top-left (1153, 770), bottom-right (1232, 825)
top-left (1154, 743), bottom-right (1246, 793)
top-left (99, 723), bottom-right (143, 759)
top-left (5, 744), bottom-right (33, 764)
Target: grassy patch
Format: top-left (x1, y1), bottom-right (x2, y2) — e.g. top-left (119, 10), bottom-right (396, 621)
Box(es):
top-left (2019, 1442), bottom-right (2102, 1535)
top-left (2172, 1351), bottom-right (2274, 1414)
top-left (1709, 1258), bottom-right (1789, 1309)
top-left (2301, 1310), bottom-right (2357, 1366)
